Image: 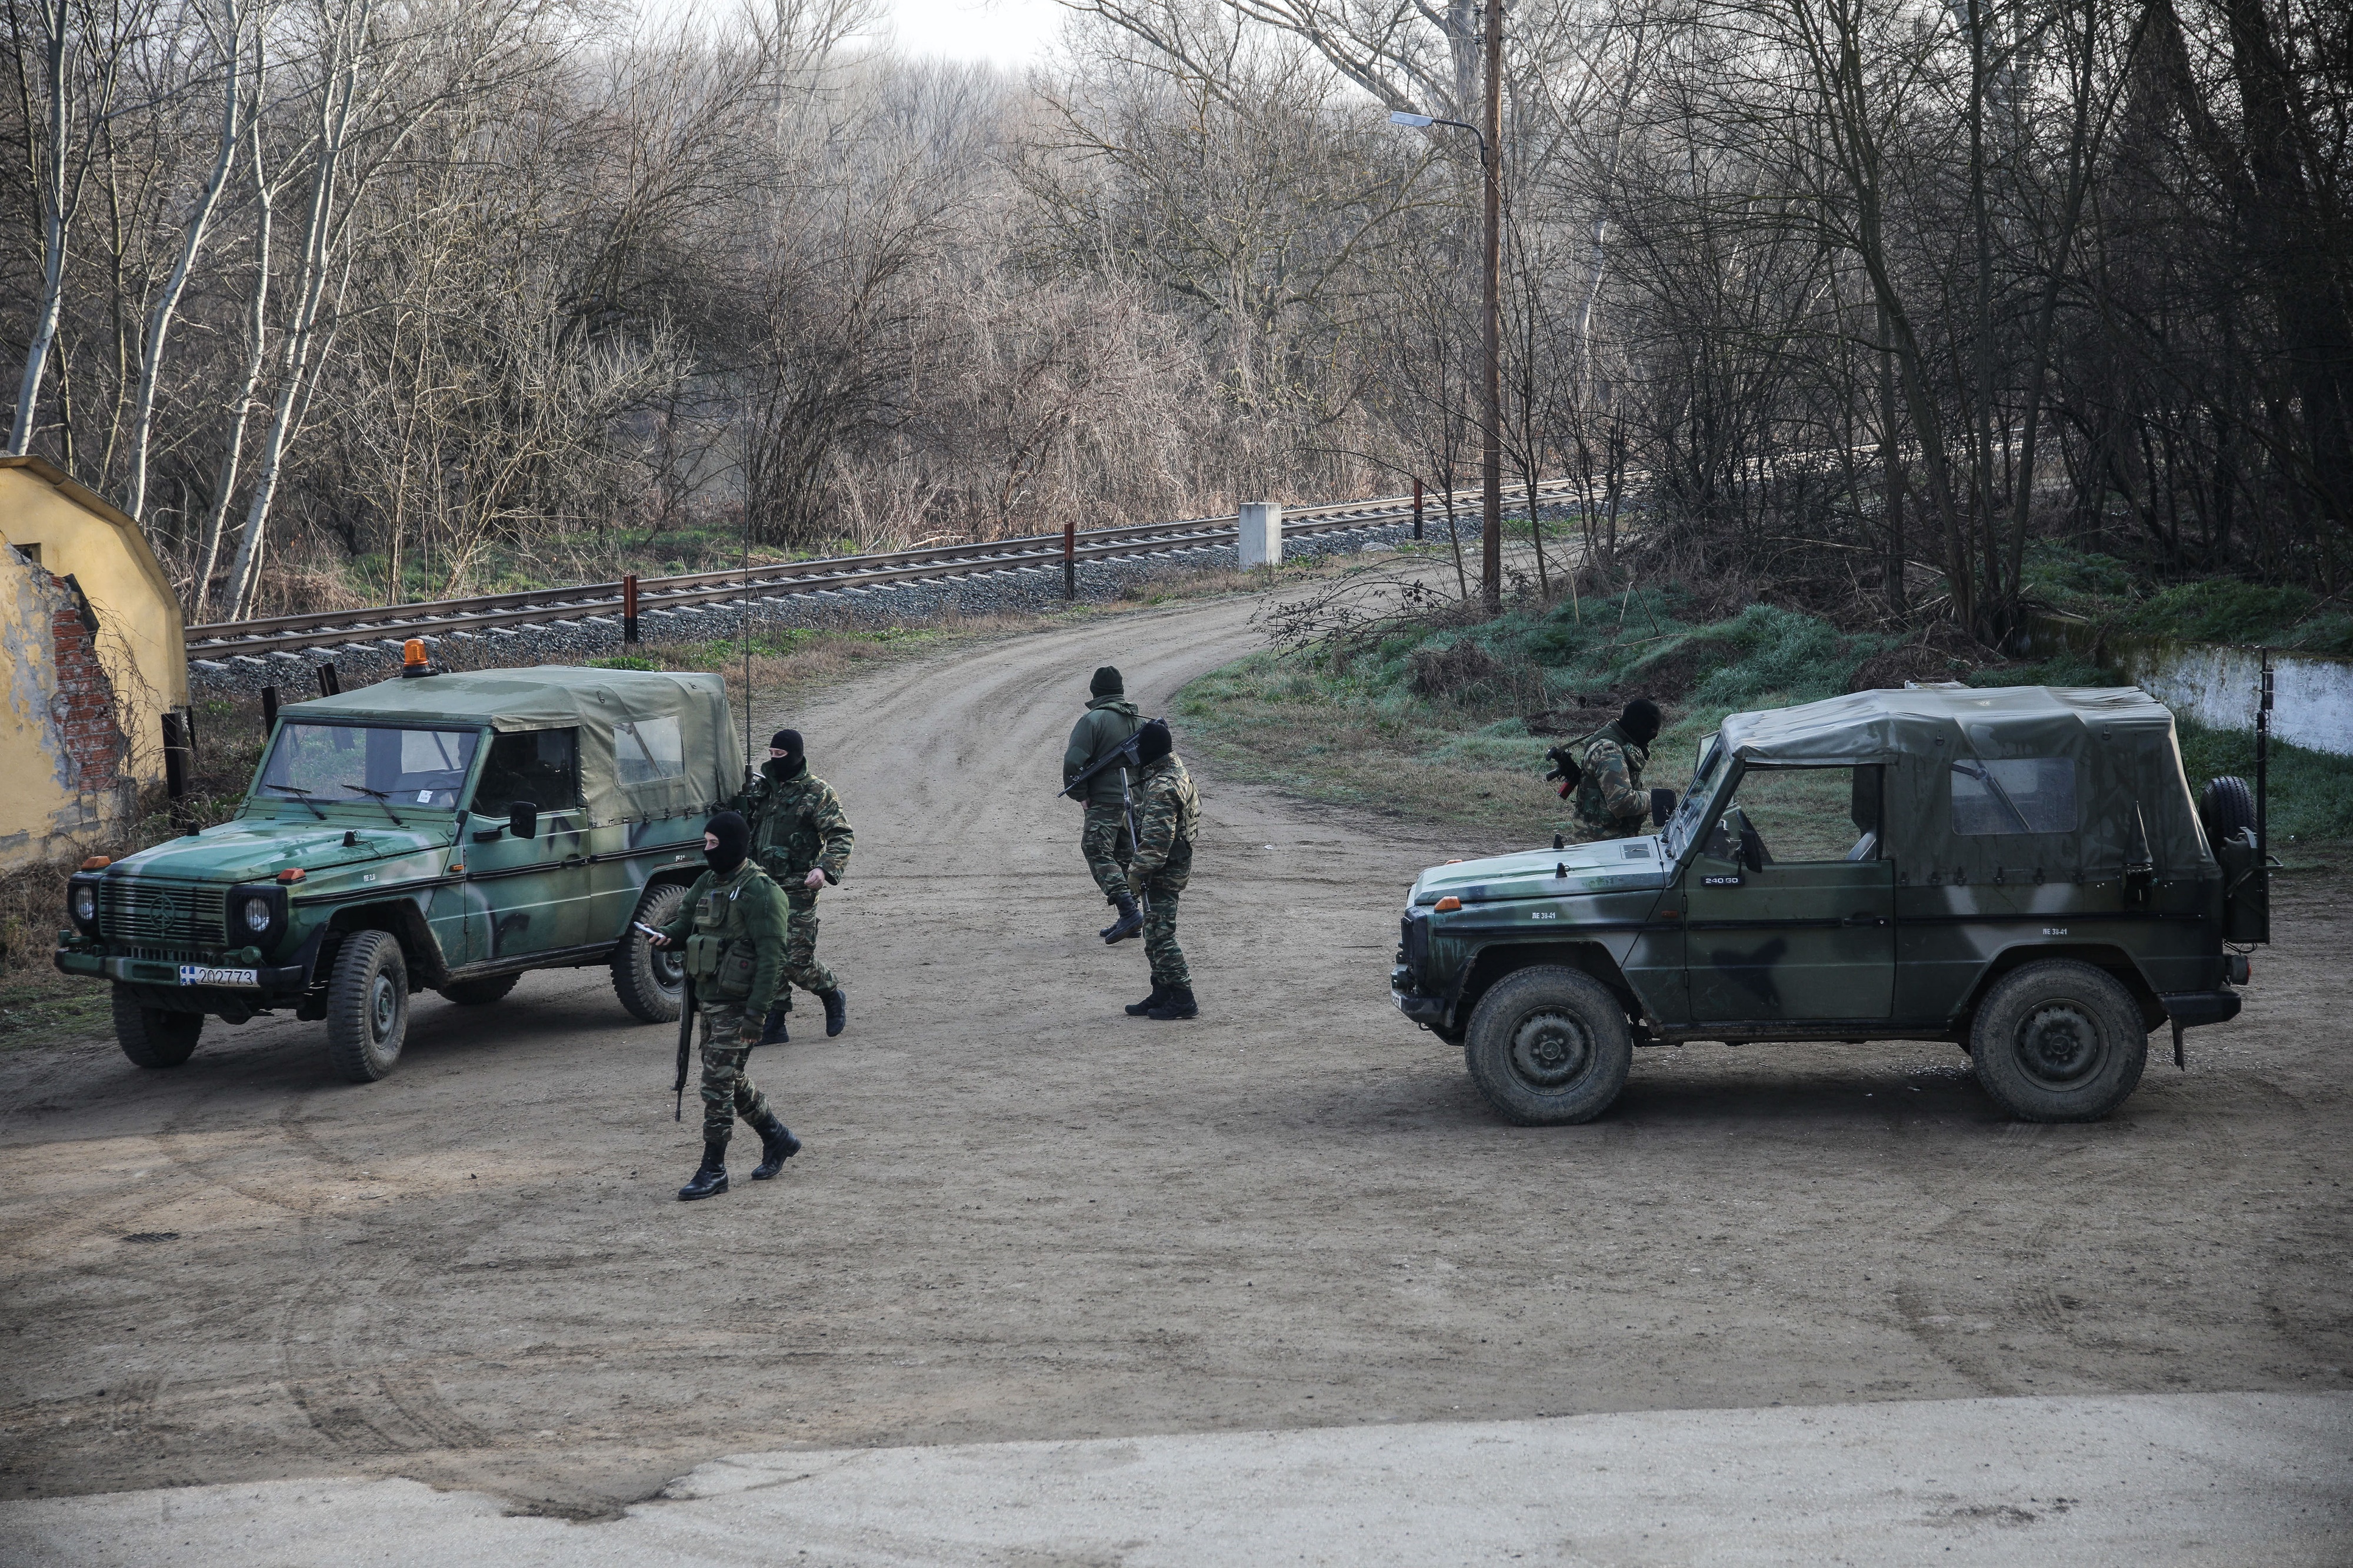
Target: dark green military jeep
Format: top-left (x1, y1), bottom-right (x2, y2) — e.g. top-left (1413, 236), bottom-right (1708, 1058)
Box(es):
top-left (57, 665), bottom-right (739, 1081)
top-left (1392, 685), bottom-right (2269, 1124)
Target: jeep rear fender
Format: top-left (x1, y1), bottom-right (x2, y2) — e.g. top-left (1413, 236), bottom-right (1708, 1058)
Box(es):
top-left (1954, 942), bottom-right (2165, 1032)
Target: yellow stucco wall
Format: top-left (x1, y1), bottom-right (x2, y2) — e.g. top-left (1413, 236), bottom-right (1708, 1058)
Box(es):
top-left (0, 457), bottom-right (187, 866)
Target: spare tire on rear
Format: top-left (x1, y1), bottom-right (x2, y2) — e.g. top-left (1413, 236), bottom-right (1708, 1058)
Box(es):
top-left (2200, 775), bottom-right (2255, 844)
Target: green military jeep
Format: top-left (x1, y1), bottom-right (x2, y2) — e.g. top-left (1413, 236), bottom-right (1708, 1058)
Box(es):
top-left (1392, 685), bottom-right (2269, 1124)
top-left (57, 665), bottom-right (739, 1081)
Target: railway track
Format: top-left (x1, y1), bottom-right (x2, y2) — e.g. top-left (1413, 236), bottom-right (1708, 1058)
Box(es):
top-left (184, 479), bottom-right (1584, 662)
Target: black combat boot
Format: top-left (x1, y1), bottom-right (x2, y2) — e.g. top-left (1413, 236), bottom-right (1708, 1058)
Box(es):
top-left (818, 987), bottom-right (847, 1037)
top-left (677, 1140), bottom-right (729, 1201)
top-left (758, 1003), bottom-right (789, 1046)
top-left (1125, 984), bottom-right (1168, 1017)
top-left (1099, 893), bottom-right (1143, 944)
top-left (751, 1112), bottom-right (801, 1180)
top-left (1145, 985), bottom-right (1198, 1020)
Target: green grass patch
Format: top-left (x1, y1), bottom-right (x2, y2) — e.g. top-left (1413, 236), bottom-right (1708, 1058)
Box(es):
top-left (1182, 589), bottom-right (2353, 858)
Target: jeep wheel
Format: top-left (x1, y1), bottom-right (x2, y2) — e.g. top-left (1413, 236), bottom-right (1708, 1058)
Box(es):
top-left (611, 882), bottom-right (687, 1023)
top-left (1463, 965), bottom-right (1632, 1125)
top-left (438, 974), bottom-right (519, 1006)
top-left (112, 990), bottom-right (202, 1069)
top-left (326, 931), bottom-right (409, 1083)
top-left (1970, 960), bottom-right (2147, 1122)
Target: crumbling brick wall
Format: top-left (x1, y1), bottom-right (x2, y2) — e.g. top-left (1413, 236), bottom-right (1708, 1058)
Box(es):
top-left (48, 581), bottom-right (128, 795)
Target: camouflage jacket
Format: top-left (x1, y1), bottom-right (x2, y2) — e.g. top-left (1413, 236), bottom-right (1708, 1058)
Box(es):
top-left (1128, 755), bottom-right (1199, 878)
top-left (1573, 722), bottom-right (1649, 836)
top-left (1063, 697), bottom-right (1145, 805)
top-left (656, 862), bottom-right (788, 1022)
top-left (735, 765), bottom-right (854, 888)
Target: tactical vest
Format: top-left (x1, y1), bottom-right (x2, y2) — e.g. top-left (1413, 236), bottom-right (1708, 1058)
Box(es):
top-left (753, 780), bottom-right (826, 878)
top-left (682, 869), bottom-right (769, 1002)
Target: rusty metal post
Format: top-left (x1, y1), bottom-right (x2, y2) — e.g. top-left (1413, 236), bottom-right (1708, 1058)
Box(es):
top-left (316, 661), bottom-right (341, 698)
top-left (1414, 477), bottom-right (1424, 541)
top-left (160, 712), bottom-right (189, 802)
top-left (623, 573), bottom-right (640, 643)
top-left (261, 685), bottom-right (278, 736)
top-left (1064, 520), bottom-right (1076, 600)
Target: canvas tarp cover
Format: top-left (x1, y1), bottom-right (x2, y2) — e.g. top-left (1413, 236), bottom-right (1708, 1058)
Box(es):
top-left (284, 666), bottom-right (736, 826)
top-left (1716, 685), bottom-right (2208, 880)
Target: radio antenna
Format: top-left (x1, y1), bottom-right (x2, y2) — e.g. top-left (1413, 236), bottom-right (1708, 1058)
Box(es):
top-left (742, 501), bottom-right (754, 779)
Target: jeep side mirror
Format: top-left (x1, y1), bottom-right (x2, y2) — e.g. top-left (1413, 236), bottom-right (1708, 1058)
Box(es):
top-left (508, 800), bottom-right (539, 840)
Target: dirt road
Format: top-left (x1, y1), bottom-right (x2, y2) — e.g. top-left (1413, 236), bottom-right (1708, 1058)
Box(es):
top-left (2, 592), bottom-right (2349, 1522)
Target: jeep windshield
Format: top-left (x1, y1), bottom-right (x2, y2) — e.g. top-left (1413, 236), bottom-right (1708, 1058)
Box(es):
top-left (254, 722), bottom-right (481, 814)
top-left (1661, 736), bottom-right (1726, 859)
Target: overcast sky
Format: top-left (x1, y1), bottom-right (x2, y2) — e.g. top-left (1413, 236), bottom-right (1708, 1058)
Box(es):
top-left (881, 0), bottom-right (1066, 65)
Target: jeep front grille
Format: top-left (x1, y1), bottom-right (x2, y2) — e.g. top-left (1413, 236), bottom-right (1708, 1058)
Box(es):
top-left (1399, 909), bottom-right (1430, 971)
top-left (98, 882), bottom-right (225, 948)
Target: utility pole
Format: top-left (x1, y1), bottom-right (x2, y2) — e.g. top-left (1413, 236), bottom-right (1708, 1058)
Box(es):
top-left (1481, 0), bottom-right (1504, 613)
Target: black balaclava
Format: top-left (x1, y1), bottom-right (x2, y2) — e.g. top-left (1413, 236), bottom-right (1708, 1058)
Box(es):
top-left (1621, 698), bottom-right (1662, 748)
top-left (1135, 717), bottom-right (1173, 767)
top-left (705, 810), bottom-right (751, 875)
top-left (1090, 666), bottom-right (1124, 698)
top-left (764, 729), bottom-right (806, 780)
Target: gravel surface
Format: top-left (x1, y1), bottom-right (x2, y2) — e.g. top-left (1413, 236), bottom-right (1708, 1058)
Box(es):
top-left (8, 589), bottom-right (2348, 1530)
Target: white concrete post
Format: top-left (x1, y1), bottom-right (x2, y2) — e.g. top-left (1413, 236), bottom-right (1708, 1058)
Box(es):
top-left (1238, 502), bottom-right (1282, 568)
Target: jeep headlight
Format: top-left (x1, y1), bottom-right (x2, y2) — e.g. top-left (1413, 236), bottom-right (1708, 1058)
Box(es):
top-left (224, 883), bottom-right (286, 949)
top-left (71, 884), bottom-right (98, 928)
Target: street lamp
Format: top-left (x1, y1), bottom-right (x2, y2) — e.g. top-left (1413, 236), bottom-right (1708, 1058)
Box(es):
top-left (1387, 11), bottom-right (1504, 612)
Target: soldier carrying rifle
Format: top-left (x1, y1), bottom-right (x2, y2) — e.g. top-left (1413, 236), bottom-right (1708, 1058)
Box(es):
top-left (648, 810), bottom-right (800, 1202)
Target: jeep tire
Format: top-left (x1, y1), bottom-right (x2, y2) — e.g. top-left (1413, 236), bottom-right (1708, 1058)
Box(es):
top-left (438, 973), bottom-right (519, 1006)
top-left (611, 881), bottom-right (688, 1023)
top-left (112, 990), bottom-right (202, 1069)
top-left (326, 930), bottom-right (409, 1083)
top-left (1464, 965), bottom-right (1632, 1125)
top-left (1970, 960), bottom-right (2147, 1122)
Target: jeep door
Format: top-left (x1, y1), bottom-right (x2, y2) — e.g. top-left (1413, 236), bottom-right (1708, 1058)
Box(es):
top-left (460, 728), bottom-right (594, 963)
top-left (1681, 763), bottom-right (1895, 1023)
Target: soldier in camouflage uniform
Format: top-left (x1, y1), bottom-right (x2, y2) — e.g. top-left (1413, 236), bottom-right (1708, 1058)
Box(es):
top-left (1062, 667), bottom-right (1146, 938)
top-left (1572, 699), bottom-right (1662, 841)
top-left (735, 729), bottom-right (854, 1044)
top-left (651, 810), bottom-right (799, 1202)
top-left (1119, 720), bottom-right (1201, 1020)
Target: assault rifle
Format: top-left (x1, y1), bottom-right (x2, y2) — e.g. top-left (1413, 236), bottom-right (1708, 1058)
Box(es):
top-left (674, 973), bottom-right (695, 1121)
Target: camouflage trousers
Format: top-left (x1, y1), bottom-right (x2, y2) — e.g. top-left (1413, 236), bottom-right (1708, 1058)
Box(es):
top-left (696, 999), bottom-right (773, 1149)
top-left (1130, 837), bottom-right (1193, 987)
top-left (1080, 798), bottom-right (1135, 905)
top-left (782, 893), bottom-right (836, 997)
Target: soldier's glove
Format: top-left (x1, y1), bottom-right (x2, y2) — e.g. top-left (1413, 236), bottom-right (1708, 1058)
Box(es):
top-left (738, 1026), bottom-right (762, 1047)
top-left (1544, 746), bottom-right (1581, 799)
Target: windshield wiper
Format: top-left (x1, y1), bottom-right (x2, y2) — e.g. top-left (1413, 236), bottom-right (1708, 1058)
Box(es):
top-left (259, 782), bottom-right (328, 820)
top-left (1952, 759), bottom-right (2034, 833)
top-left (339, 783), bottom-right (408, 827)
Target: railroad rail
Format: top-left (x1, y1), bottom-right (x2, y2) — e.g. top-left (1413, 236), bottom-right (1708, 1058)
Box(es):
top-left (185, 479), bottom-right (1584, 662)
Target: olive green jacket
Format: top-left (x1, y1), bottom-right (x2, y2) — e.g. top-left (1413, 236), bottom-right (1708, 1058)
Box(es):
top-left (1062, 696), bottom-right (1145, 805)
top-left (655, 862), bottom-right (788, 1023)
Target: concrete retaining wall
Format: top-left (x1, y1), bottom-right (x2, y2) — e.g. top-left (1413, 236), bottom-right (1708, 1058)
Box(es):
top-left (2029, 616), bottom-right (2353, 758)
top-left (188, 522), bottom-right (1417, 701)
